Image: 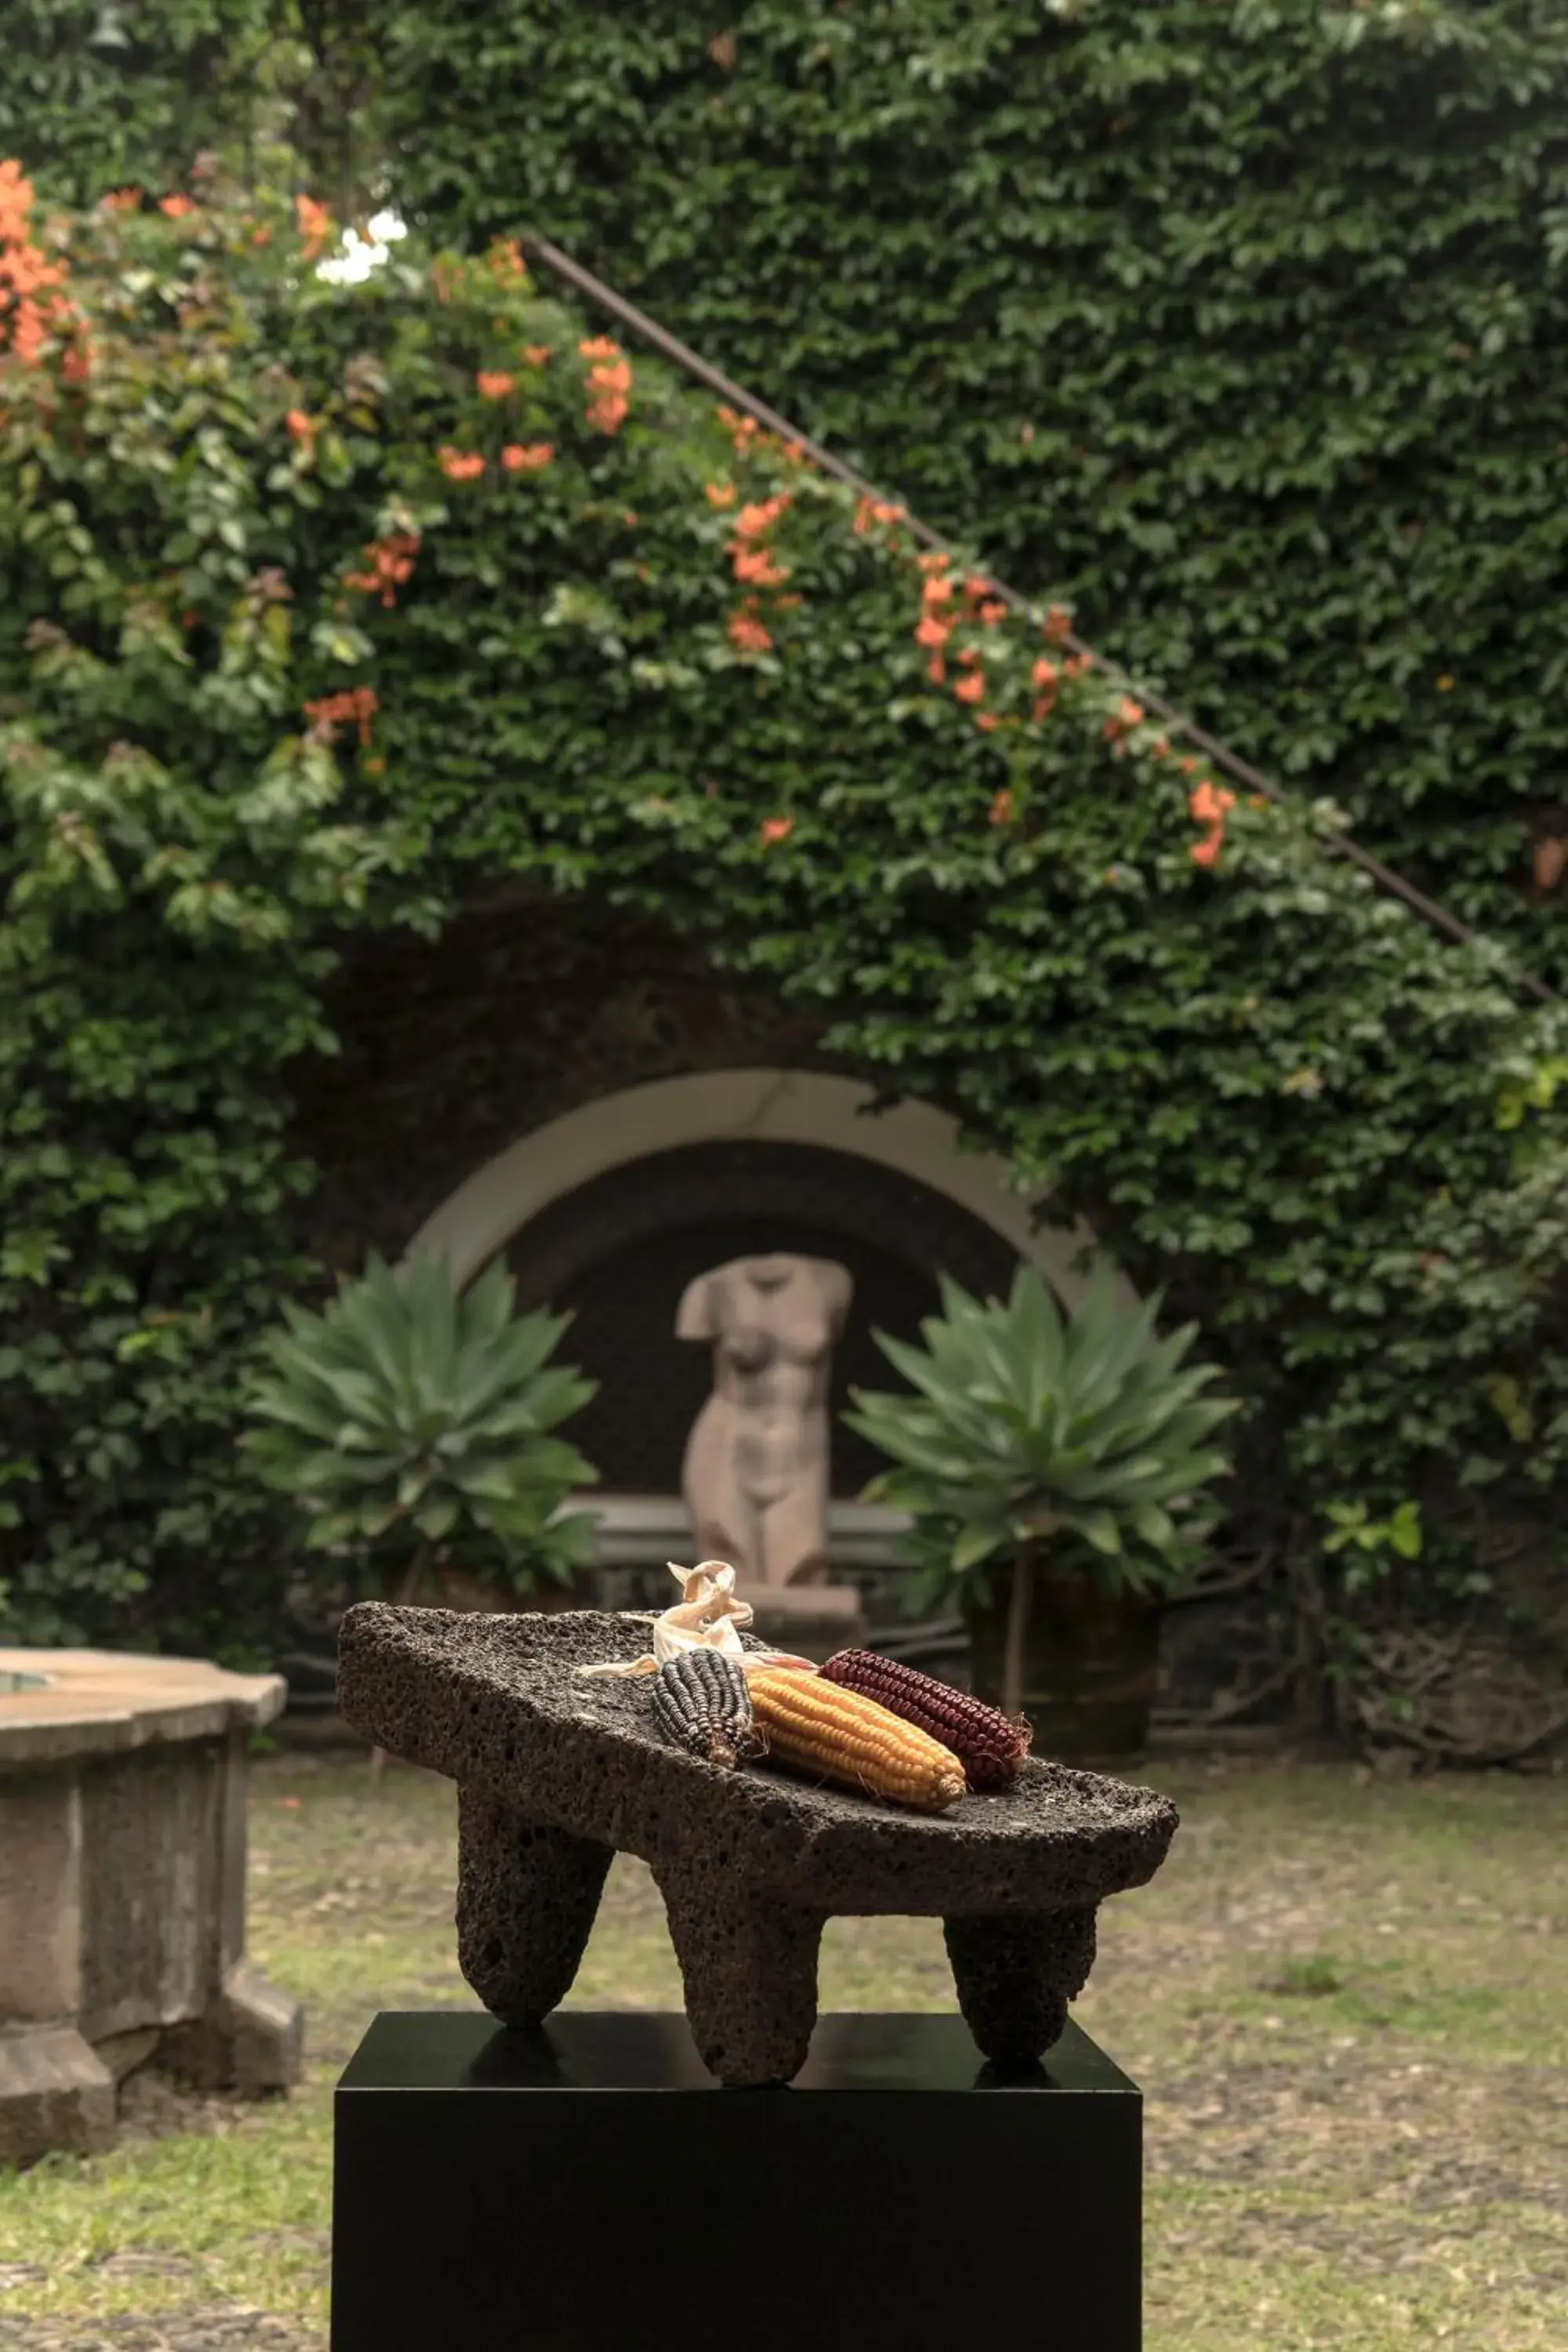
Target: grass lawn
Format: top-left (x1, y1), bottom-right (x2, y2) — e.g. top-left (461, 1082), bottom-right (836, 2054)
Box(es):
top-left (1, 1748), bottom-right (1565, 2350)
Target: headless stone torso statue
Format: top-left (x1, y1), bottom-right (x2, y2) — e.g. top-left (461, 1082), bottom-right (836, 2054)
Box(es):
top-left (677, 1254), bottom-right (853, 1588)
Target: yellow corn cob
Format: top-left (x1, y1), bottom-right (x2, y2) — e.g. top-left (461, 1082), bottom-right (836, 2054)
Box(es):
top-left (748, 1667), bottom-right (967, 1813)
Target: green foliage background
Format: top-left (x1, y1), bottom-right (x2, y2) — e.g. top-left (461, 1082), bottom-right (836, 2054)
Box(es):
top-left (374, 0), bottom-right (1568, 977)
top-left (4, 3), bottom-right (1568, 1684)
top-left (10, 5), bottom-right (1568, 960)
top-left (0, 1), bottom-right (278, 207)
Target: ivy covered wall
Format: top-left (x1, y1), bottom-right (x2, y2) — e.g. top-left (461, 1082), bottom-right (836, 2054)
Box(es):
top-left (2, 169), bottom-right (1566, 1679)
top-left (8, 5), bottom-right (1568, 965)
top-left (3, 12), bottom-right (1568, 1728)
top-left (374, 0), bottom-right (1568, 976)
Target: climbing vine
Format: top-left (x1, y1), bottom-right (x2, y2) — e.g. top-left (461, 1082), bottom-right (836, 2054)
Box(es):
top-left (3, 159), bottom-right (1568, 1660)
top-left (369, 0), bottom-right (1568, 985)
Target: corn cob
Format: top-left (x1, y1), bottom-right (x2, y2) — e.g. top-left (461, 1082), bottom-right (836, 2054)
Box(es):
top-left (649, 1647), bottom-right (760, 1767)
top-left (748, 1666), bottom-right (967, 1812)
top-left (819, 1649), bottom-right (1031, 1794)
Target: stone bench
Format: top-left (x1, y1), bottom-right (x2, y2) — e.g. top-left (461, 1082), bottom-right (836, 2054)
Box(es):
top-left (336, 1602), bottom-right (1178, 2087)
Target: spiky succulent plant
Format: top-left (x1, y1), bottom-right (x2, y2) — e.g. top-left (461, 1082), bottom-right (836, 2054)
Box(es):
top-left (241, 1250), bottom-right (600, 1594)
top-left (844, 1265), bottom-right (1237, 1620)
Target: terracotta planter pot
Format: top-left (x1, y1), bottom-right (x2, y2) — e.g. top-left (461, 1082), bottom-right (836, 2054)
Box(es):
top-left (966, 1566), bottom-right (1163, 1764)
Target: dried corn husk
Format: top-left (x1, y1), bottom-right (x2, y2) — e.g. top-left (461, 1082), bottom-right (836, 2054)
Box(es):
top-left (578, 1559), bottom-right (814, 1681)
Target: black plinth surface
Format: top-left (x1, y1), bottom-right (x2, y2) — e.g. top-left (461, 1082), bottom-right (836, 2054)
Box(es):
top-left (332, 2010), bottom-right (1143, 2352)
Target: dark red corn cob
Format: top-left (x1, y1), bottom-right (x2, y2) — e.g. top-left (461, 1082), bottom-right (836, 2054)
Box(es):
top-left (818, 1650), bottom-right (1031, 1793)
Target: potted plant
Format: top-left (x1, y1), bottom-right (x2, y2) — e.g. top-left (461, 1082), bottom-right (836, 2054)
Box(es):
top-left (241, 1249), bottom-right (601, 1623)
top-left (843, 1266), bottom-right (1237, 1762)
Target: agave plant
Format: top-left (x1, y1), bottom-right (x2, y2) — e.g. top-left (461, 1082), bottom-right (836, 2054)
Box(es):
top-left (241, 1250), bottom-right (601, 1602)
top-left (843, 1266), bottom-right (1237, 1716)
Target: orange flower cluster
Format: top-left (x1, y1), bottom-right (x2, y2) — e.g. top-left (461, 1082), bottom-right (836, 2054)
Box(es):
top-left (731, 502), bottom-right (792, 590)
top-left (159, 193), bottom-right (196, 220)
top-left (438, 447), bottom-right (485, 481)
top-left (100, 187), bottom-right (142, 214)
top-left (344, 532), bottom-right (419, 609)
top-left (913, 557), bottom-right (1005, 717)
top-left (916, 561), bottom-right (955, 682)
top-left (728, 608), bottom-right (773, 655)
top-left (734, 546), bottom-right (789, 586)
top-left (717, 402), bottom-right (762, 456)
top-left (580, 336), bottom-right (631, 434)
top-left (303, 685), bottom-right (379, 747)
top-left (1103, 695), bottom-right (1145, 750)
top-left (296, 194), bottom-right (333, 263)
top-left (759, 815), bottom-right (794, 844)
top-left (1189, 779), bottom-right (1236, 869)
top-left (486, 237), bottom-right (528, 283)
top-left (989, 788), bottom-right (1014, 826)
top-left (285, 408), bottom-right (316, 455)
top-left (1030, 656), bottom-right (1059, 722)
top-left (706, 481), bottom-right (737, 508)
top-left (724, 492), bottom-right (796, 652)
top-left (710, 402), bottom-right (812, 470)
top-left (735, 493), bottom-right (790, 541)
top-left (0, 160), bottom-right (71, 366)
top-left (476, 370), bottom-right (515, 399)
top-left (852, 494), bottom-right (907, 535)
top-left (502, 441), bottom-right (554, 473)
top-left (521, 343), bottom-right (552, 367)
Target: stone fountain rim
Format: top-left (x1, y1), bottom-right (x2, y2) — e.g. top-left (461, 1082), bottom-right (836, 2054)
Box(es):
top-left (0, 1647), bottom-right (287, 1769)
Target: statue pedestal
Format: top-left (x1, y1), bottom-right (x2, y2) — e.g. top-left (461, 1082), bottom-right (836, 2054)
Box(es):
top-left (746, 1579), bottom-right (866, 1661)
top-left (332, 2011), bottom-right (1142, 2352)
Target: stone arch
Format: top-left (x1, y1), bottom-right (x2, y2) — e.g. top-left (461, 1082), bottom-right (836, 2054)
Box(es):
top-left (405, 1067), bottom-right (1135, 1525)
top-left (406, 1066), bottom-right (1127, 1308)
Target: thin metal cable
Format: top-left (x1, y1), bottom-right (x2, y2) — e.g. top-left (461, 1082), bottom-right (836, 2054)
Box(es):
top-left (521, 228), bottom-right (1558, 1007)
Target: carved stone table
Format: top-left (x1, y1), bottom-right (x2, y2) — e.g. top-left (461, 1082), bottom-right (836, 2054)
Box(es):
top-left (0, 1649), bottom-right (304, 2163)
top-left (337, 1604), bottom-right (1178, 2086)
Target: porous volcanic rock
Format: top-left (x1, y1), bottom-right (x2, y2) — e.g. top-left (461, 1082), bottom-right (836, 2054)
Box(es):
top-left (337, 1604), bottom-right (1178, 2085)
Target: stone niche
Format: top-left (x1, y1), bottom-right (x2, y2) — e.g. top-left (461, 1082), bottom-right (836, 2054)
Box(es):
top-left (283, 893), bottom-right (1021, 1624)
top-left (507, 1138), bottom-right (1023, 1652)
top-left (504, 1138), bottom-right (1019, 1507)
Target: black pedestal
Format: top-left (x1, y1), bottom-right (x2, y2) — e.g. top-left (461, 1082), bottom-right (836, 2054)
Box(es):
top-left (332, 2011), bottom-right (1142, 2352)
